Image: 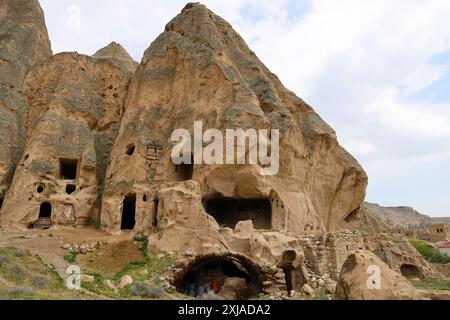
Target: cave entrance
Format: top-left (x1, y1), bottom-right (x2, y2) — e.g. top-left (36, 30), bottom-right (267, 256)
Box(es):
top-left (284, 269), bottom-right (294, 293)
top-left (59, 158), bottom-right (78, 180)
top-left (152, 198), bottom-right (159, 227)
top-left (30, 202), bottom-right (53, 229)
top-left (400, 264), bottom-right (421, 279)
top-left (39, 202), bottom-right (52, 218)
top-left (203, 198), bottom-right (272, 229)
top-left (175, 162), bottom-right (193, 181)
top-left (0, 197), bottom-right (3, 210)
top-left (278, 250), bottom-right (305, 294)
top-left (175, 254), bottom-right (263, 300)
top-left (121, 193), bottom-right (136, 230)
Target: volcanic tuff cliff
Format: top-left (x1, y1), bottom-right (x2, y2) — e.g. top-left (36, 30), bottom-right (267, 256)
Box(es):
top-left (0, 0), bottom-right (52, 199)
top-left (101, 3), bottom-right (368, 239)
top-left (0, 2), bottom-right (367, 240)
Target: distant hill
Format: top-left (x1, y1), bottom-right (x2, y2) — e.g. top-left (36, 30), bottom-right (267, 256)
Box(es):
top-left (361, 202), bottom-right (450, 230)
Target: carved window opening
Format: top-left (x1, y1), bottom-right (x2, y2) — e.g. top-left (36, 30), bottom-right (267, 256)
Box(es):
top-left (126, 144), bottom-right (136, 156)
top-left (39, 202), bottom-right (52, 218)
top-left (66, 184), bottom-right (76, 195)
top-left (152, 198), bottom-right (159, 228)
top-left (59, 158), bottom-right (78, 180)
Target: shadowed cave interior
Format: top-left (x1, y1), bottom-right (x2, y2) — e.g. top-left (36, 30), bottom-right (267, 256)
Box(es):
top-left (203, 198), bottom-right (272, 229)
top-left (176, 255), bottom-right (262, 299)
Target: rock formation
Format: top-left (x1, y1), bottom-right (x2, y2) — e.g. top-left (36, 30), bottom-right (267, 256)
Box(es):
top-left (334, 250), bottom-right (423, 300)
top-left (100, 3), bottom-right (368, 241)
top-left (0, 0), bottom-right (52, 200)
top-left (363, 231), bottom-right (441, 279)
top-left (361, 202), bottom-right (450, 231)
top-left (0, 1), bottom-right (444, 300)
top-left (0, 46), bottom-right (136, 227)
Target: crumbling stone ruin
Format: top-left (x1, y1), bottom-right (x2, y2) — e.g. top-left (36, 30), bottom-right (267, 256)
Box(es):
top-left (0, 1), bottom-right (445, 300)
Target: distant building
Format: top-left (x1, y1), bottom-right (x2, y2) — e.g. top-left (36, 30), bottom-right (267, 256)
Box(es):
top-left (437, 242), bottom-right (450, 257)
top-left (406, 228), bottom-right (430, 241)
top-left (428, 223), bottom-right (450, 242)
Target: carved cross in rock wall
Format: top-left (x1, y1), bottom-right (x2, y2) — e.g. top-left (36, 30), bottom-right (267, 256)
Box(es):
top-left (146, 143), bottom-right (163, 167)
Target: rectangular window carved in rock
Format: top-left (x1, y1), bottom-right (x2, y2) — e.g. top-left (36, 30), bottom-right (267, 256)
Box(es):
top-left (59, 158), bottom-right (78, 180)
top-left (203, 198), bottom-right (272, 229)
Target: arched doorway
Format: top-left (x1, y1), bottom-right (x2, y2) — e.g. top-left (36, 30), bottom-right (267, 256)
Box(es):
top-left (174, 253), bottom-right (264, 300)
top-left (39, 202), bottom-right (52, 218)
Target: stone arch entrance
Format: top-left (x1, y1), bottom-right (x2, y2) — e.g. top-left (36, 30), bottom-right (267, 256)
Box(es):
top-left (174, 253), bottom-right (264, 300)
top-left (277, 250), bottom-right (307, 294)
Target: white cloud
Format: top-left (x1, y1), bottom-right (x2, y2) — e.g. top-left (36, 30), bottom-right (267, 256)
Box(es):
top-left (341, 139), bottom-right (377, 157)
top-left (365, 89), bottom-right (450, 138)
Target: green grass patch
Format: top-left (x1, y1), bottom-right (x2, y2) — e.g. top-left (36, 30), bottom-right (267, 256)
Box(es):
top-left (63, 251), bottom-right (78, 263)
top-left (88, 219), bottom-right (101, 229)
top-left (80, 252), bottom-right (174, 299)
top-left (410, 278), bottom-right (450, 291)
top-left (313, 287), bottom-right (329, 300)
top-left (0, 247), bottom-right (86, 300)
top-left (410, 239), bottom-right (450, 264)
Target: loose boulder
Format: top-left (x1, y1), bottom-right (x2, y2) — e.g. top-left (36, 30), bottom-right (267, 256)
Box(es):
top-left (334, 250), bottom-right (423, 300)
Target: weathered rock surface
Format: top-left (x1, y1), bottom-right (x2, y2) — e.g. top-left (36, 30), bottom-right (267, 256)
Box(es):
top-left (0, 0), bottom-right (52, 88)
top-left (118, 275), bottom-right (133, 289)
top-left (334, 250), bottom-right (423, 300)
top-left (363, 232), bottom-right (441, 279)
top-left (0, 46), bottom-right (135, 228)
top-left (93, 42), bottom-right (139, 74)
top-left (0, 0), bottom-right (52, 199)
top-left (146, 181), bottom-right (225, 253)
top-left (220, 277), bottom-right (252, 300)
top-left (101, 3), bottom-right (367, 243)
top-left (361, 202), bottom-right (450, 231)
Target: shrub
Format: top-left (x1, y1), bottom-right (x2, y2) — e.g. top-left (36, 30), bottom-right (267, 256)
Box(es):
top-left (13, 250), bottom-right (25, 257)
top-left (63, 252), bottom-right (78, 263)
top-left (410, 240), bottom-right (450, 264)
top-left (89, 219), bottom-right (101, 229)
top-left (10, 265), bottom-right (24, 278)
top-left (32, 276), bottom-right (48, 289)
top-left (8, 287), bottom-right (35, 298)
top-left (128, 281), bottom-right (165, 298)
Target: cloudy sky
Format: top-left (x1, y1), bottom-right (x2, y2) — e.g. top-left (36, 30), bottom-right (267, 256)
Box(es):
top-left (38, 0), bottom-right (450, 217)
